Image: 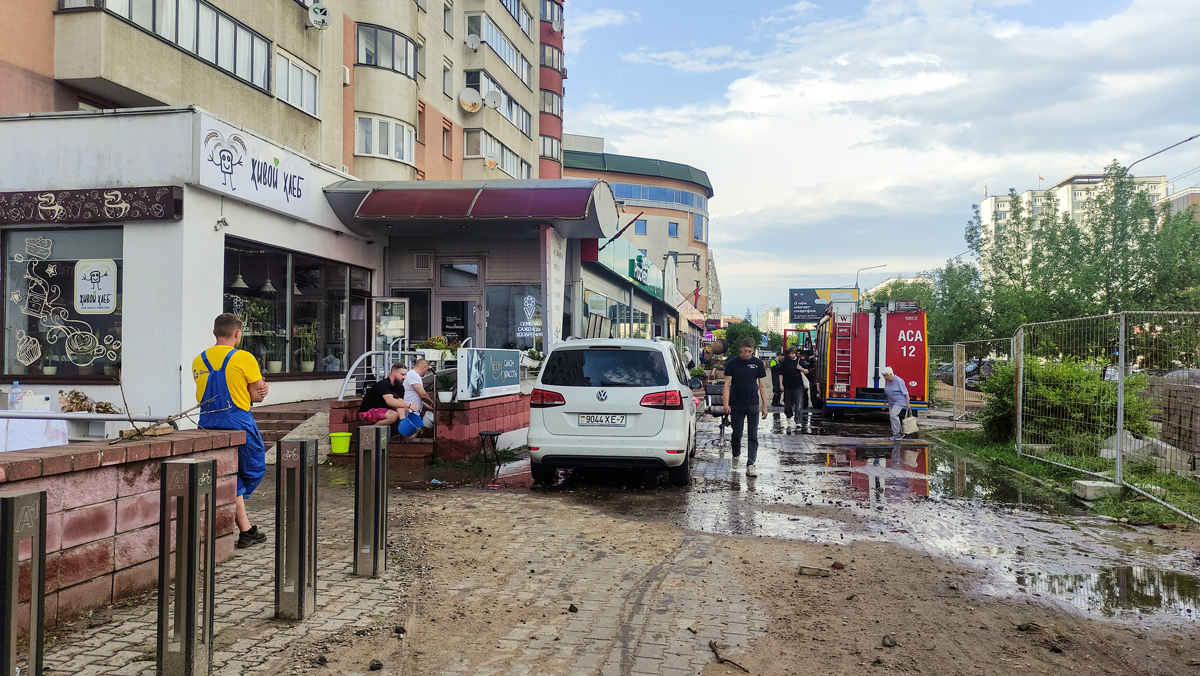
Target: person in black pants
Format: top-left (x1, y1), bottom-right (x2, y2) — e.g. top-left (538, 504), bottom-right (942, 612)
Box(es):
top-left (780, 346), bottom-right (809, 423)
top-left (799, 350), bottom-right (821, 408)
top-left (770, 355), bottom-right (784, 407)
top-left (722, 339), bottom-right (769, 476)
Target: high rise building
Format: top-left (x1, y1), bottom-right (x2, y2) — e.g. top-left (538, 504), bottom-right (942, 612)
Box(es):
top-left (758, 307), bottom-right (787, 335)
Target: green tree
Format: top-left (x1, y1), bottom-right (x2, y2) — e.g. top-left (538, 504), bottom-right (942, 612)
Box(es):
top-left (927, 257), bottom-right (986, 345)
top-left (864, 275), bottom-right (934, 309)
top-left (724, 321), bottom-right (762, 351)
top-left (743, 307), bottom-right (755, 324)
top-left (767, 331), bottom-right (784, 353)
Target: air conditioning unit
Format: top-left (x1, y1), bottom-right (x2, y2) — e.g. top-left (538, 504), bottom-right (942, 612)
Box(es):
top-left (342, 65), bottom-right (351, 86)
top-left (561, 67), bottom-right (567, 79)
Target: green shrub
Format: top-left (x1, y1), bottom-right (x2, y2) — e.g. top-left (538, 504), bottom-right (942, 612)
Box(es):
top-left (976, 359), bottom-right (1157, 452)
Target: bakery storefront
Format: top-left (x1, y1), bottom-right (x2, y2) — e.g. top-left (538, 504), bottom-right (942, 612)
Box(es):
top-left (0, 107), bottom-right (383, 421)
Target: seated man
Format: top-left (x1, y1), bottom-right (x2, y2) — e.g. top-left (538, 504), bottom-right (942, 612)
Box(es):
top-left (404, 359), bottom-right (436, 413)
top-left (359, 362), bottom-right (420, 426)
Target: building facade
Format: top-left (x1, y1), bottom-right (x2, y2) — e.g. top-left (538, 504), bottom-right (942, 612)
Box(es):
top-left (758, 307), bottom-right (787, 335)
top-left (561, 134), bottom-right (721, 319)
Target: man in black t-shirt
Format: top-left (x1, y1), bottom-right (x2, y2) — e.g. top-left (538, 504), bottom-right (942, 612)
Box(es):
top-left (770, 356), bottom-right (784, 407)
top-left (359, 362), bottom-right (420, 426)
top-left (799, 350), bottom-right (820, 408)
top-left (779, 346), bottom-right (809, 422)
top-left (722, 339), bottom-right (769, 476)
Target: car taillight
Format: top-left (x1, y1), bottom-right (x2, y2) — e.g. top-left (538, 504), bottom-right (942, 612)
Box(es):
top-left (530, 388), bottom-right (566, 408)
top-left (640, 391), bottom-right (684, 410)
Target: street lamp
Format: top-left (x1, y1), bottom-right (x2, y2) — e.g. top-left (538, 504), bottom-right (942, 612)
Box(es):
top-left (755, 303), bottom-right (768, 328)
top-left (854, 264), bottom-right (886, 293)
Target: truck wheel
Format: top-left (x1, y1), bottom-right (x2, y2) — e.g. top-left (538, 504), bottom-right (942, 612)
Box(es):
top-left (668, 452), bottom-right (691, 486)
top-left (530, 459), bottom-right (556, 484)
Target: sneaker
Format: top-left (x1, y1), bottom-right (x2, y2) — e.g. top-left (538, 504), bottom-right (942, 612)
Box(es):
top-left (746, 464), bottom-right (758, 477)
top-left (890, 434), bottom-right (904, 441)
top-left (731, 454), bottom-right (740, 465)
top-left (236, 525), bottom-right (267, 549)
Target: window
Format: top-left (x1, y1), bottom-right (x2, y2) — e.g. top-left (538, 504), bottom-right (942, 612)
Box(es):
top-left (634, 219), bottom-right (647, 235)
top-left (638, 249), bottom-right (647, 256)
top-left (442, 127), bottom-right (451, 158)
top-left (496, 0), bottom-right (533, 37)
top-left (416, 40), bottom-right (426, 77)
top-left (540, 44), bottom-right (564, 72)
top-left (356, 23), bottom-right (418, 79)
top-left (466, 13), bottom-right (533, 87)
top-left (464, 129), bottom-right (531, 179)
top-left (4, 230), bottom-right (123, 378)
top-left (540, 90), bottom-right (562, 117)
top-left (693, 215), bottom-right (707, 242)
top-left (539, 135), bottom-right (561, 161)
top-left (102, 0), bottom-right (270, 90)
top-left (442, 65), bottom-right (453, 96)
top-left (443, 4), bottom-right (452, 35)
top-left (541, 348), bottom-right (669, 388)
top-left (465, 70), bottom-right (532, 137)
top-left (609, 182), bottom-right (708, 211)
top-left (540, 0), bottom-right (562, 28)
top-left (276, 51), bottom-right (318, 116)
top-left (485, 286), bottom-right (542, 351)
top-left (224, 239), bottom-right (365, 374)
top-left (356, 115), bottom-right (417, 165)
top-left (668, 222), bottom-right (678, 238)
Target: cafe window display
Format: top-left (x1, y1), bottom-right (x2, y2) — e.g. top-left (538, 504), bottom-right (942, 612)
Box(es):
top-left (3, 229), bottom-right (123, 377)
top-left (223, 239), bottom-right (361, 374)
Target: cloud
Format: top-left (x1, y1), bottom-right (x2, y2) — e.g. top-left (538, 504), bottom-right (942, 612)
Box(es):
top-left (567, 0), bottom-right (1200, 315)
top-left (563, 8), bottom-right (640, 53)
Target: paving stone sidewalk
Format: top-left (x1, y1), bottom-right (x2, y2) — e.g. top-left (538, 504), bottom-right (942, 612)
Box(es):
top-left (38, 465), bottom-right (418, 676)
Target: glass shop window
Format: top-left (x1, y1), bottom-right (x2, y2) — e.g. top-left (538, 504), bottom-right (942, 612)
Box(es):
top-left (485, 285), bottom-right (542, 351)
top-left (4, 229), bottom-right (124, 378)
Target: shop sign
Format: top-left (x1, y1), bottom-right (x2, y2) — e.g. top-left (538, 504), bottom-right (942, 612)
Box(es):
top-left (457, 348), bottom-right (521, 400)
top-left (542, 227), bottom-right (566, 347)
top-left (0, 187), bottom-right (181, 225)
top-left (628, 256), bottom-right (651, 286)
top-left (704, 331), bottom-right (713, 340)
top-left (74, 259), bottom-right (117, 315)
top-left (516, 295), bottom-right (542, 339)
top-left (704, 319), bottom-right (722, 331)
top-left (198, 114), bottom-right (314, 220)
top-left (789, 288), bottom-right (860, 322)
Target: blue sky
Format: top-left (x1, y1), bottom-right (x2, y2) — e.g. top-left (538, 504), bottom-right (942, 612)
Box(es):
top-left (560, 0), bottom-right (1200, 319)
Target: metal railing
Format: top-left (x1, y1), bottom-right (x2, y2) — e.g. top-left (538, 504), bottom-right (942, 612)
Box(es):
top-left (952, 338), bottom-right (1014, 423)
top-left (337, 346), bottom-right (425, 401)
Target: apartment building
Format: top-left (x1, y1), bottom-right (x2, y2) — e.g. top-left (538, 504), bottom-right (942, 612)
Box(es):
top-left (561, 133), bottom-right (721, 318)
top-left (758, 307), bottom-right (787, 335)
top-left (979, 173), bottom-right (1167, 247)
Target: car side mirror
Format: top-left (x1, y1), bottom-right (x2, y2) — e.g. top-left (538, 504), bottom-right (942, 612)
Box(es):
top-left (689, 377), bottom-right (703, 390)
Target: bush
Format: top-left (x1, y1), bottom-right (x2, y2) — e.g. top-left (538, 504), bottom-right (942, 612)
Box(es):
top-left (976, 359), bottom-right (1157, 453)
top-left (723, 322), bottom-right (762, 352)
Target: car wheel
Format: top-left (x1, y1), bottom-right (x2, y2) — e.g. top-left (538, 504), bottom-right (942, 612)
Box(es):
top-left (668, 451), bottom-right (691, 486)
top-left (530, 459), bottom-right (555, 484)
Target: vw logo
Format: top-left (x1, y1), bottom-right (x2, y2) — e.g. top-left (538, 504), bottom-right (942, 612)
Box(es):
top-left (596, 390), bottom-right (608, 402)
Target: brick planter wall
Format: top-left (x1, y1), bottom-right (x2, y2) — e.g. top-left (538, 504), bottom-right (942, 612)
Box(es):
top-left (0, 430), bottom-right (242, 633)
top-left (436, 393), bottom-right (530, 462)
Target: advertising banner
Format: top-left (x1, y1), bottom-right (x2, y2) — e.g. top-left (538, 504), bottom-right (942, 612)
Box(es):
top-left (789, 288), bottom-right (860, 323)
top-left (197, 114), bottom-right (316, 221)
top-left (456, 348), bottom-right (521, 400)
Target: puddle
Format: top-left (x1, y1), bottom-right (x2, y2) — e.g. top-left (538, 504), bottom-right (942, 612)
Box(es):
top-left (996, 566), bottom-right (1199, 620)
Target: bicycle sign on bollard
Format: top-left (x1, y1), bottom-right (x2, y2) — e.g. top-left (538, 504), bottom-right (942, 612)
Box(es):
top-left (157, 459), bottom-right (216, 676)
top-left (1, 490), bottom-right (46, 676)
top-left (276, 438), bottom-right (318, 620)
top-left (354, 424), bottom-right (389, 577)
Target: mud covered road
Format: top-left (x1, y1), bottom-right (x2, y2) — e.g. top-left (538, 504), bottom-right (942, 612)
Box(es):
top-left (313, 412), bottom-right (1200, 675)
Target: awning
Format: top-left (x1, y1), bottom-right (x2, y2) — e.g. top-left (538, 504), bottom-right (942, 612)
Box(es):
top-left (323, 179), bottom-right (619, 239)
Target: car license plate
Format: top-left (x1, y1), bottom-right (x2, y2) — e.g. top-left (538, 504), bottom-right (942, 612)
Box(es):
top-left (578, 414), bottom-right (627, 427)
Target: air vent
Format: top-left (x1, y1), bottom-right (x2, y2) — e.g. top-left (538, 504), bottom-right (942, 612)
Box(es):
top-left (414, 253), bottom-right (432, 270)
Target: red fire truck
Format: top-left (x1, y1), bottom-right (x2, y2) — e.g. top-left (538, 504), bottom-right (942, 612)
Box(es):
top-left (813, 298), bottom-right (929, 417)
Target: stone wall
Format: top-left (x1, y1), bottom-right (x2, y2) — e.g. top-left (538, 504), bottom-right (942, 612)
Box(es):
top-left (0, 430), bottom-right (242, 632)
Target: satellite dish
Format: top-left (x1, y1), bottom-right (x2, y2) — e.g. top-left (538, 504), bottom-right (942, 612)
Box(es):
top-left (459, 89), bottom-right (482, 113)
top-left (485, 153), bottom-right (500, 170)
top-left (307, 3), bottom-right (331, 30)
top-left (465, 34), bottom-right (480, 51)
top-left (551, 17), bottom-right (562, 33)
top-left (483, 91), bottom-right (502, 110)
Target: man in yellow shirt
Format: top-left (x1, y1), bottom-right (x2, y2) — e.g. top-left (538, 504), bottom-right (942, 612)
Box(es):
top-left (192, 313), bottom-right (270, 549)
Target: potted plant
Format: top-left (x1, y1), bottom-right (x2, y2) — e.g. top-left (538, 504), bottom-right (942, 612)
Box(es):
top-left (297, 323), bottom-right (317, 373)
top-left (41, 338), bottom-right (61, 376)
top-left (414, 336), bottom-right (456, 362)
top-left (265, 346), bottom-right (283, 374)
top-left (520, 348), bottom-right (544, 369)
top-left (690, 365), bottom-right (708, 385)
top-left (436, 371), bottom-right (456, 403)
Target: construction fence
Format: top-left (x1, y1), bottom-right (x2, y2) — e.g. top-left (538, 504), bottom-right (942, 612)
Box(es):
top-left (932, 313), bottom-right (1200, 522)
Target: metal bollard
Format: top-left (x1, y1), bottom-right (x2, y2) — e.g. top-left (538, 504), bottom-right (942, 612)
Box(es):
top-left (275, 438), bottom-right (318, 620)
top-left (157, 459), bottom-right (216, 676)
top-left (1, 490), bottom-right (46, 676)
top-left (354, 424), bottom-right (389, 577)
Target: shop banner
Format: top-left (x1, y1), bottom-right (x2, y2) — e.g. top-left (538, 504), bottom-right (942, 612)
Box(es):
top-left (542, 226), bottom-right (566, 348)
top-left (0, 187), bottom-right (181, 225)
top-left (457, 348), bottom-right (521, 400)
top-left (197, 114), bottom-right (316, 221)
top-left (789, 288), bottom-right (860, 323)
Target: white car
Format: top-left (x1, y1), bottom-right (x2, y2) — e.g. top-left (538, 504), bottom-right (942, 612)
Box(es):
top-left (527, 338), bottom-right (702, 486)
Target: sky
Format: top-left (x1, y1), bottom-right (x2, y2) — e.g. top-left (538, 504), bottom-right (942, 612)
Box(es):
top-left (560, 0), bottom-right (1200, 319)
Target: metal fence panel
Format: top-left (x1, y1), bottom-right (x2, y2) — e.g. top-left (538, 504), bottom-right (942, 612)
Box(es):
top-left (1017, 315), bottom-right (1121, 477)
top-left (927, 345), bottom-right (953, 411)
top-left (952, 338), bottom-right (1013, 421)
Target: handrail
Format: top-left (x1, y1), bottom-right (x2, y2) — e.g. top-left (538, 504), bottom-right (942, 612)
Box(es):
top-left (338, 350), bottom-right (387, 401)
top-left (336, 349), bottom-right (426, 400)
top-left (0, 410), bottom-right (162, 422)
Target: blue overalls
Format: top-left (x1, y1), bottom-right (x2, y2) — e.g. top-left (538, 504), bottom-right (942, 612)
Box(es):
top-left (198, 350), bottom-right (267, 497)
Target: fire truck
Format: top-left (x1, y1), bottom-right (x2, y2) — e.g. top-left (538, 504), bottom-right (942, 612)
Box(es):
top-left (813, 297), bottom-right (929, 417)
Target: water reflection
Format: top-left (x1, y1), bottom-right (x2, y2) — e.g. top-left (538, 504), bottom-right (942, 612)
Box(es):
top-left (1012, 566), bottom-right (1199, 619)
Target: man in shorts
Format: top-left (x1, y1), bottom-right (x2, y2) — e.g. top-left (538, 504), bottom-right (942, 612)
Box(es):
top-left (359, 362), bottom-right (421, 426)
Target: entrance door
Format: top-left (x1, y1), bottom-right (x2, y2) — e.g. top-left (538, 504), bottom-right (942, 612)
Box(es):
top-left (437, 298), bottom-right (482, 346)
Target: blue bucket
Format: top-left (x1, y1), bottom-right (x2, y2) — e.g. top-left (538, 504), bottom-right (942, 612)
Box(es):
top-left (396, 411), bottom-right (425, 437)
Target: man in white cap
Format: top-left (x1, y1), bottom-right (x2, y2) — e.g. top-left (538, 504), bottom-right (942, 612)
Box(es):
top-left (881, 366), bottom-right (910, 440)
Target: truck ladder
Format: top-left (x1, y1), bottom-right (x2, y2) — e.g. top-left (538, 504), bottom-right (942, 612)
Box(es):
top-left (832, 313), bottom-right (853, 394)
